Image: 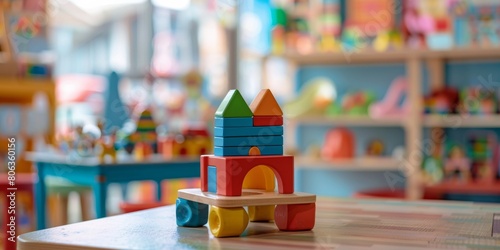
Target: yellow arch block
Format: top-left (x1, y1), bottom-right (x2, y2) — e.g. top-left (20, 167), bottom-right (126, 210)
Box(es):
top-left (242, 165), bottom-right (275, 191)
top-left (242, 165), bottom-right (276, 222)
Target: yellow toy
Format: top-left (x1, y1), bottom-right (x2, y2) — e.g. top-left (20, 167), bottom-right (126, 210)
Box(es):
top-left (97, 134), bottom-right (117, 164)
top-left (158, 128), bottom-right (212, 158)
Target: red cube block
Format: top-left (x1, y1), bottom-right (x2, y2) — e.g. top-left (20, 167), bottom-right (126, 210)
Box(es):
top-left (274, 203), bottom-right (315, 231)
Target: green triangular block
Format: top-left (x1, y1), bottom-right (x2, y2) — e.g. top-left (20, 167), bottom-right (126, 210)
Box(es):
top-left (215, 89), bottom-right (253, 117)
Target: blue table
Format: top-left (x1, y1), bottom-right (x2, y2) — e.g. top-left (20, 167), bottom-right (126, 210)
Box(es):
top-left (27, 153), bottom-right (200, 229)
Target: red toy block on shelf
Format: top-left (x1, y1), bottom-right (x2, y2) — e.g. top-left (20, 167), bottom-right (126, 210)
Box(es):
top-left (200, 155), bottom-right (294, 196)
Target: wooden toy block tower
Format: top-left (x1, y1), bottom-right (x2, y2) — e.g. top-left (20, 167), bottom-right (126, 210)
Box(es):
top-left (176, 89), bottom-right (316, 238)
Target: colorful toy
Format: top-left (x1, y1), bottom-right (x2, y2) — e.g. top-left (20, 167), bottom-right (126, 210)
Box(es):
top-left (404, 0), bottom-right (453, 49)
top-left (369, 77), bottom-right (408, 118)
top-left (158, 127), bottom-right (212, 158)
top-left (284, 78), bottom-right (337, 117)
top-left (176, 89), bottom-right (316, 238)
top-left (271, 7), bottom-right (287, 54)
top-left (130, 108), bottom-right (158, 160)
top-left (321, 127), bottom-right (355, 160)
top-left (318, 0), bottom-right (341, 52)
top-left (96, 127), bottom-right (117, 164)
top-left (459, 87), bottom-right (497, 115)
top-left (444, 145), bottom-right (470, 182)
top-left (422, 157), bottom-right (444, 184)
top-left (424, 87), bottom-right (459, 114)
top-left (467, 132), bottom-right (497, 183)
top-left (473, 4), bottom-right (499, 46)
top-left (366, 139), bottom-right (384, 156)
top-left (373, 29), bottom-right (405, 52)
top-left (343, 0), bottom-right (396, 51)
top-left (329, 91), bottom-right (376, 116)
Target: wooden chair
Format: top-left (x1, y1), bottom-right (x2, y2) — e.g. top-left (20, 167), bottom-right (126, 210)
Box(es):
top-left (45, 177), bottom-right (92, 227)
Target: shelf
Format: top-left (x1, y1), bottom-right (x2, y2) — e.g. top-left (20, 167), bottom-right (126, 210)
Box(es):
top-left (274, 50), bottom-right (409, 65)
top-left (424, 180), bottom-right (500, 196)
top-left (265, 47), bottom-right (500, 65)
top-left (424, 114), bottom-right (500, 128)
top-left (287, 115), bottom-right (404, 127)
top-left (295, 156), bottom-right (403, 171)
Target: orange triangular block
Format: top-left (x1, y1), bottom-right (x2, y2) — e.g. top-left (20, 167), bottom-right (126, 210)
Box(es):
top-left (249, 89), bottom-right (283, 116)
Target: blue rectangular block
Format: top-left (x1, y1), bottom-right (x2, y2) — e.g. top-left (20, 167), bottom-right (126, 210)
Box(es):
top-left (214, 126), bottom-right (283, 137)
top-left (208, 166), bottom-right (217, 193)
top-left (214, 117), bottom-right (253, 127)
top-left (214, 135), bottom-right (283, 147)
top-left (214, 145), bottom-right (283, 156)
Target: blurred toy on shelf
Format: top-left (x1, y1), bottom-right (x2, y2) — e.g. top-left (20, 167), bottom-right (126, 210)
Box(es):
top-left (57, 123), bottom-right (100, 158)
top-left (158, 127), bottom-right (212, 158)
top-left (130, 108), bottom-right (158, 160)
top-left (284, 78), bottom-right (336, 117)
top-left (270, 6), bottom-right (287, 54)
top-left (373, 29), bottom-right (405, 52)
top-left (340, 91), bottom-right (376, 116)
top-left (404, 0), bottom-right (453, 49)
top-left (369, 77), bottom-right (408, 118)
top-left (321, 127), bottom-right (355, 160)
top-left (467, 132), bottom-right (497, 183)
top-left (444, 144), bottom-right (470, 182)
top-left (451, 0), bottom-right (500, 47)
top-left (17, 53), bottom-right (54, 78)
top-left (424, 87), bottom-right (459, 114)
top-left (366, 139), bottom-right (384, 157)
top-left (270, 0), bottom-right (342, 54)
top-left (343, 0), bottom-right (398, 51)
top-left (181, 69), bottom-right (214, 126)
top-left (392, 146), bottom-right (406, 161)
top-left (318, 0), bottom-right (341, 52)
top-left (459, 87), bottom-right (497, 115)
top-left (96, 121), bottom-right (117, 164)
top-left (422, 156), bottom-right (444, 184)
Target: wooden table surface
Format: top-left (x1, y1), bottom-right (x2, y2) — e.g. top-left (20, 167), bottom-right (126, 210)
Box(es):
top-left (18, 198), bottom-right (500, 250)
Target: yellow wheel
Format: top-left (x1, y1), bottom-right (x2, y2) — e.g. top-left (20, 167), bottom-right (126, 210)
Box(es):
top-left (248, 205), bottom-right (275, 222)
top-left (209, 206), bottom-right (248, 237)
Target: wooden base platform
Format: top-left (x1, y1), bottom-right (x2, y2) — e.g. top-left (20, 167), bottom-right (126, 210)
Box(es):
top-left (178, 188), bottom-right (316, 207)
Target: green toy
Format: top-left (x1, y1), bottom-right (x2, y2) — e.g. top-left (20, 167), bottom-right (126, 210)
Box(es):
top-left (326, 91), bottom-right (376, 116)
top-left (283, 78), bottom-right (337, 117)
top-left (422, 157), bottom-right (444, 184)
top-left (215, 89), bottom-right (253, 118)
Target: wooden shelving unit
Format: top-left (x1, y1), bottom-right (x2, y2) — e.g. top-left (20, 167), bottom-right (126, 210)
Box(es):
top-left (263, 47), bottom-right (500, 65)
top-left (287, 115), bottom-right (404, 127)
top-left (0, 3), bottom-right (56, 173)
top-left (259, 46), bottom-right (500, 200)
top-left (295, 156), bottom-right (402, 171)
top-left (423, 114), bottom-right (500, 128)
top-left (0, 9), bottom-right (17, 76)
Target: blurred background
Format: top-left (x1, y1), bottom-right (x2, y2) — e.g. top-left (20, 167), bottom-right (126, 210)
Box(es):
top-left (1, 0), bottom-right (500, 242)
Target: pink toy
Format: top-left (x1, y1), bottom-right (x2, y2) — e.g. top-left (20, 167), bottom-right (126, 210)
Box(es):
top-left (404, 0), bottom-right (436, 47)
top-left (369, 77), bottom-right (409, 118)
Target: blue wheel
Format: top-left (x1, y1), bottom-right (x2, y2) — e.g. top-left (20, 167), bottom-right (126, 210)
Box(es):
top-left (176, 198), bottom-right (208, 227)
